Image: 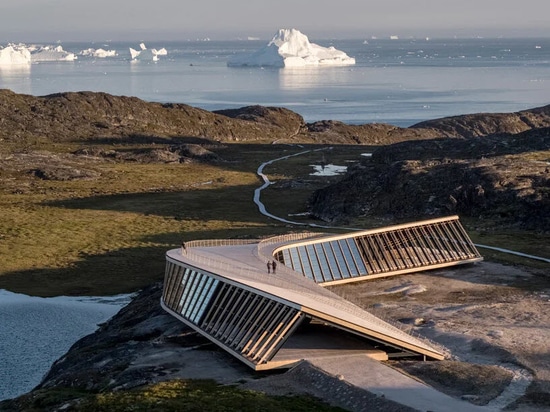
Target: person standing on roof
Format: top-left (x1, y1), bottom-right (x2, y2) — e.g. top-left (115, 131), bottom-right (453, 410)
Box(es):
top-left (267, 261), bottom-right (272, 274)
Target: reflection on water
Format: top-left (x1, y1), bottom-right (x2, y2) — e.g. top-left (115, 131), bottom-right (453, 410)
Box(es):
top-left (0, 64), bottom-right (32, 95)
top-left (0, 38), bottom-right (549, 126)
top-left (0, 290), bottom-right (132, 401)
top-left (278, 66), bottom-right (356, 90)
top-left (310, 164), bottom-right (348, 176)
top-left (0, 64), bottom-right (31, 74)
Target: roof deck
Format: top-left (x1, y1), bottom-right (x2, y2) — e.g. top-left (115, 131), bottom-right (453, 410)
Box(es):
top-left (162, 216), bottom-right (481, 369)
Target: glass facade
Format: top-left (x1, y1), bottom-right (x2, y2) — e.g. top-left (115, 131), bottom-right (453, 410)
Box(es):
top-left (162, 260), bottom-right (304, 365)
top-left (275, 218), bottom-right (480, 283)
top-left (161, 216), bottom-right (477, 369)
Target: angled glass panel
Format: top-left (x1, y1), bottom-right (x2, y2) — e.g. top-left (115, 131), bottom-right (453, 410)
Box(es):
top-left (349, 239), bottom-right (368, 274)
top-left (322, 243), bottom-right (342, 280)
top-left (188, 274), bottom-right (213, 321)
top-left (297, 246), bottom-right (314, 280)
top-left (314, 243), bottom-right (332, 282)
top-left (181, 271), bottom-right (201, 318)
top-left (330, 240), bottom-right (350, 278)
top-left (184, 273), bottom-right (208, 318)
top-left (282, 249), bottom-right (292, 267)
top-left (339, 239), bottom-right (359, 276)
top-left (177, 268), bottom-right (193, 310)
top-left (190, 276), bottom-right (215, 323)
top-left (306, 244), bottom-right (324, 283)
top-left (289, 248), bottom-right (303, 274)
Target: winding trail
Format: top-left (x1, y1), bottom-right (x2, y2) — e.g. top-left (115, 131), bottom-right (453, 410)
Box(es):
top-left (253, 148), bottom-right (549, 410)
top-left (254, 148), bottom-right (347, 229)
top-left (254, 148), bottom-right (550, 263)
top-left (253, 149), bottom-right (548, 409)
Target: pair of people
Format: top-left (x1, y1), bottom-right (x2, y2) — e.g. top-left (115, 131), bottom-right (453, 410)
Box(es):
top-left (267, 260), bottom-right (277, 274)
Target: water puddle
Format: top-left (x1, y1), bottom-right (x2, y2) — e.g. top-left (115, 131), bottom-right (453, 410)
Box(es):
top-left (310, 164), bottom-right (347, 176)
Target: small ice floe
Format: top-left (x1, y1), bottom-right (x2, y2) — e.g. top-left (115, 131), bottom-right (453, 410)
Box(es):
top-left (309, 164), bottom-right (347, 176)
top-left (31, 45), bottom-right (77, 62)
top-left (80, 48), bottom-right (117, 58)
top-left (0, 44), bottom-right (31, 65)
top-left (129, 43), bottom-right (167, 61)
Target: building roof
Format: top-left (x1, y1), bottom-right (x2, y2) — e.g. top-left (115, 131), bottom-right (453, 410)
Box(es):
top-left (162, 216), bottom-right (482, 369)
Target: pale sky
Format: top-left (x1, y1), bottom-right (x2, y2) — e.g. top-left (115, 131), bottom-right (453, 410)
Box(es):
top-left (1, 0), bottom-right (549, 42)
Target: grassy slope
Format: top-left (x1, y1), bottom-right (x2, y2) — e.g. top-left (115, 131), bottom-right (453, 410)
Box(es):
top-left (2, 136), bottom-right (548, 411)
top-left (0, 141), bottom-right (365, 296)
top-left (0, 380), bottom-right (346, 412)
top-left (1, 138), bottom-right (548, 296)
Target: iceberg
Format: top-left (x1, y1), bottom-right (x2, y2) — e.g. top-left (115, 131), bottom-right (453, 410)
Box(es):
top-left (80, 48), bottom-right (117, 58)
top-left (227, 28), bottom-right (355, 68)
top-left (0, 44), bottom-right (31, 65)
top-left (31, 45), bottom-right (77, 62)
top-left (129, 43), bottom-right (167, 61)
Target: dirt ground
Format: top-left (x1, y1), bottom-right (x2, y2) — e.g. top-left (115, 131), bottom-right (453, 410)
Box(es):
top-left (325, 260), bottom-right (550, 411)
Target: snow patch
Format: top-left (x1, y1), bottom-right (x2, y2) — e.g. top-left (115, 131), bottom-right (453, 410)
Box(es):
top-left (228, 28), bottom-right (355, 68)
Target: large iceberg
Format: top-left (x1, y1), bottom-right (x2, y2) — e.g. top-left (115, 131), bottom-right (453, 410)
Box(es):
top-left (31, 45), bottom-right (77, 62)
top-left (227, 28), bottom-right (356, 68)
top-left (129, 43), bottom-right (167, 61)
top-left (0, 44), bottom-right (31, 65)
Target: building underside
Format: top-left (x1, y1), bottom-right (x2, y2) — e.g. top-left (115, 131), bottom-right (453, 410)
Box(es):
top-left (161, 216), bottom-right (482, 370)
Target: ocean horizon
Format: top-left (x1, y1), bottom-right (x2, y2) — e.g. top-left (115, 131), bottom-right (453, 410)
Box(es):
top-left (1, 36), bottom-right (549, 127)
top-left (1, 35), bottom-right (549, 402)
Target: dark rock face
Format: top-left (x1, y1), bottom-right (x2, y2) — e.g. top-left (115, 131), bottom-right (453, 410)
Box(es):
top-left (0, 90), bottom-right (303, 143)
top-left (308, 129), bottom-right (550, 231)
top-left (3, 89), bottom-right (550, 146)
top-left (34, 283), bottom-right (211, 393)
top-left (214, 105), bottom-right (306, 138)
top-left (410, 104), bottom-right (550, 138)
top-left (72, 143), bottom-right (221, 164)
top-left (306, 120), bottom-right (442, 145)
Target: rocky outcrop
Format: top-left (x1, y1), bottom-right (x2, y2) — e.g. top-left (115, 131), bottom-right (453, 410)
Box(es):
top-left (411, 104), bottom-right (550, 138)
top-left (308, 128), bottom-right (550, 231)
top-left (2, 89), bottom-right (550, 146)
top-left (213, 105), bottom-right (306, 137)
top-left (305, 120), bottom-right (442, 145)
top-left (0, 283), bottom-right (414, 412)
top-left (0, 90), bottom-right (305, 144)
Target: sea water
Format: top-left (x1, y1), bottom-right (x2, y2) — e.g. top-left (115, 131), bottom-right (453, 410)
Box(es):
top-left (0, 37), bottom-right (549, 127)
top-left (0, 36), bottom-right (549, 400)
top-left (0, 290), bottom-right (132, 401)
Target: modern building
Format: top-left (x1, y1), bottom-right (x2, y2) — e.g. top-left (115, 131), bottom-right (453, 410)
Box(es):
top-left (161, 215), bottom-right (482, 370)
